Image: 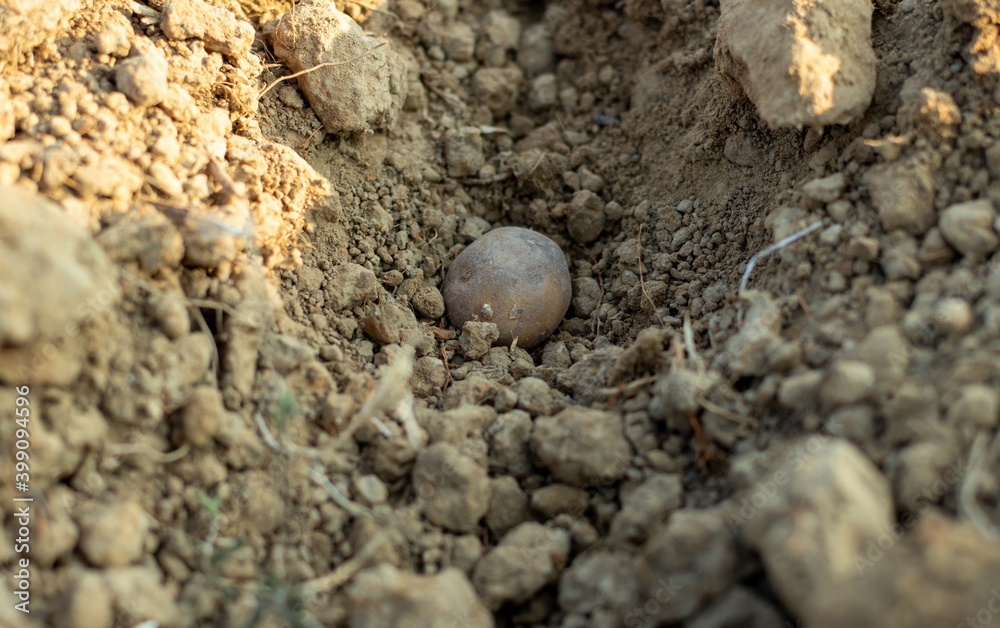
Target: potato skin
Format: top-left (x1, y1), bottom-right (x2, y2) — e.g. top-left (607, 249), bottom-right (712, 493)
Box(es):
top-left (442, 227), bottom-right (572, 349)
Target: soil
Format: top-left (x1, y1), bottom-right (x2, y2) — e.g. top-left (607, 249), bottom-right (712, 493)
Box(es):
top-left (3, 0), bottom-right (1000, 626)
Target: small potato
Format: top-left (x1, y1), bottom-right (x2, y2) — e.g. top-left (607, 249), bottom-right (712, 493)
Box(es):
top-left (442, 226), bottom-right (572, 349)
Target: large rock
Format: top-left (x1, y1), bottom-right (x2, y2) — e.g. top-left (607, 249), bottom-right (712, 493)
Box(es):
top-left (273, 0), bottom-right (407, 134)
top-left (0, 186), bottom-right (119, 384)
top-left (715, 0), bottom-right (876, 127)
top-left (739, 437), bottom-right (894, 624)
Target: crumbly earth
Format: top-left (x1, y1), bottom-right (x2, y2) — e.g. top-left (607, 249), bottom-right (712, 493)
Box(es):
top-left (3, 0), bottom-right (1000, 626)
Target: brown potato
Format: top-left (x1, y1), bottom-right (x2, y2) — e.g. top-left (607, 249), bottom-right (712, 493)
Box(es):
top-left (442, 226), bottom-right (572, 349)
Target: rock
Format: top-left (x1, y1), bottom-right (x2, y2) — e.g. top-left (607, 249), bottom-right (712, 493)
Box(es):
top-left (607, 474), bottom-right (684, 546)
top-left (529, 73), bottom-right (558, 110)
top-left (77, 500), bottom-right (149, 568)
top-left (480, 10), bottom-right (521, 66)
top-left (714, 0), bottom-right (876, 127)
top-left (947, 384), bottom-right (1000, 439)
top-left (486, 476), bottom-right (530, 537)
top-left (352, 474), bottom-right (389, 505)
top-left (411, 285), bottom-right (446, 319)
top-left (362, 301), bottom-right (415, 345)
top-left (740, 437), bottom-right (894, 623)
top-left (97, 214), bottom-right (184, 276)
top-left (348, 565), bottom-right (492, 627)
top-left (511, 376), bottom-right (564, 416)
top-left (567, 189), bottom-right (606, 244)
top-left (460, 321), bottom-right (500, 359)
top-left (887, 440), bottom-right (962, 512)
top-left (571, 276), bottom-right (602, 317)
top-left (0, 186), bottom-right (119, 385)
top-left (636, 509), bottom-right (740, 623)
top-left (471, 66), bottom-right (523, 117)
top-left (178, 386), bottom-right (226, 447)
top-left (487, 409), bottom-right (533, 478)
top-left (559, 551), bottom-right (639, 625)
top-left (518, 22), bottom-right (555, 74)
top-left (939, 199), bottom-right (1000, 258)
top-left (819, 360), bottom-right (875, 409)
top-left (104, 566), bottom-right (182, 627)
top-left (94, 11), bottom-right (133, 57)
top-left (472, 522), bottom-right (571, 610)
top-left (866, 157), bottom-right (937, 235)
top-left (273, 0), bottom-right (407, 134)
top-left (530, 484), bottom-right (589, 519)
top-left (115, 37), bottom-right (169, 107)
top-left (325, 263), bottom-right (379, 310)
top-left (444, 127), bottom-right (485, 178)
top-left (161, 0), bottom-right (255, 57)
top-left (851, 325), bottom-right (909, 397)
top-left (59, 570), bottom-right (115, 628)
top-left (437, 21), bottom-right (475, 61)
top-left (812, 513), bottom-right (1000, 628)
top-left (802, 173), bottom-right (846, 204)
top-left (532, 407), bottom-right (633, 487)
top-left (412, 443), bottom-right (490, 533)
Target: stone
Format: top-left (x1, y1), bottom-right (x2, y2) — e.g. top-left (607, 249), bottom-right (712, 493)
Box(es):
top-left (487, 410), bottom-right (533, 478)
top-left (819, 360), bottom-right (875, 409)
top-left (486, 476), bottom-right (529, 537)
top-left (178, 385), bottom-right (226, 447)
top-left (802, 173), bottom-right (846, 204)
top-left (273, 1), bottom-right (407, 134)
top-left (636, 508), bottom-right (740, 623)
top-left (459, 321), bottom-right (500, 360)
top-left (472, 522), bottom-right (570, 610)
top-left (161, 0), bottom-right (255, 57)
top-left (939, 199), bottom-right (1000, 258)
top-left (444, 127), bottom-right (485, 178)
top-left (412, 443), bottom-right (490, 533)
top-left (559, 551), bottom-right (639, 625)
top-left (567, 189), bottom-right (606, 244)
top-left (607, 474), bottom-right (684, 546)
top-left (714, 0), bottom-right (876, 127)
top-left (740, 437), bottom-right (894, 623)
top-left (531, 407), bottom-right (633, 487)
top-left (77, 500), bottom-right (149, 568)
top-left (325, 264), bottom-right (379, 310)
top-left (115, 37), bottom-right (169, 107)
top-left (866, 157), bottom-right (937, 235)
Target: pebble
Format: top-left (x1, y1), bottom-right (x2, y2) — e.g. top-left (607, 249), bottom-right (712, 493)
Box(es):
top-left (104, 566), bottom-right (182, 626)
top-left (487, 410), bottom-right (534, 478)
top-left (802, 172), bottom-right (846, 204)
top-left (411, 285), bottom-right (446, 319)
top-left (459, 321), bottom-right (500, 360)
top-left (531, 407), bottom-right (633, 487)
top-left (60, 570), bottom-right (114, 628)
top-left (530, 483), bottom-right (589, 518)
top-left (324, 263), bottom-right (378, 310)
top-left (866, 159), bottom-right (936, 235)
top-left (437, 21), bottom-right (475, 61)
top-left (741, 437), bottom-right (893, 624)
top-left (115, 37), bottom-right (169, 107)
top-left (529, 73), bottom-right (558, 110)
top-left (636, 508), bottom-right (740, 623)
top-left (178, 385), bottom-right (226, 447)
top-left (444, 127), bottom-right (485, 177)
top-left (486, 476), bottom-right (529, 537)
top-left (567, 189), bottom-right (606, 244)
top-left (938, 199), bottom-right (1000, 258)
top-left (558, 551), bottom-right (639, 624)
top-left (94, 13), bottom-right (133, 57)
top-left (412, 443), bottom-right (490, 533)
top-left (77, 500), bottom-right (149, 567)
top-left (607, 474), bottom-right (683, 546)
top-left (161, 0), bottom-right (255, 57)
top-left (348, 565), bottom-right (493, 627)
top-left (819, 360), bottom-right (875, 408)
top-left (517, 22), bottom-right (555, 74)
top-left (352, 474), bottom-right (389, 505)
top-left (512, 376), bottom-right (564, 416)
top-left (472, 522), bottom-right (570, 609)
